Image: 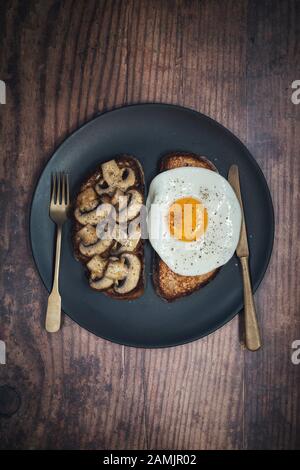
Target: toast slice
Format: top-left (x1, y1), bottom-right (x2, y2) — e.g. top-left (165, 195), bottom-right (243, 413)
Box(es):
top-left (73, 155), bottom-right (145, 300)
top-left (153, 151), bottom-right (219, 302)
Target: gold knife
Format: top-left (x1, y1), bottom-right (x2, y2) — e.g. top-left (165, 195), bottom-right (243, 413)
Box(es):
top-left (228, 165), bottom-right (262, 351)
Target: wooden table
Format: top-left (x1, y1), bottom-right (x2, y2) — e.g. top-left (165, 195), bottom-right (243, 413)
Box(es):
top-left (1, 0), bottom-right (299, 450)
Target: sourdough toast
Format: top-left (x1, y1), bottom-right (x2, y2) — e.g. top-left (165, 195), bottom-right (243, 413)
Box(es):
top-left (153, 152), bottom-right (219, 301)
top-left (73, 155), bottom-right (145, 300)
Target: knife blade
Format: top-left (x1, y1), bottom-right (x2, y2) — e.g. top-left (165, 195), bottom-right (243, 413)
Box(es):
top-left (228, 164), bottom-right (249, 258)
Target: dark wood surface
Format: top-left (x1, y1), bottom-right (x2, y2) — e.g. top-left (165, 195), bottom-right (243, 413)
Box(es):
top-left (0, 0), bottom-right (300, 450)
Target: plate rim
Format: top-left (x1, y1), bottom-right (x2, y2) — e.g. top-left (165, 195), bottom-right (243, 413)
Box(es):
top-left (29, 103), bottom-right (275, 348)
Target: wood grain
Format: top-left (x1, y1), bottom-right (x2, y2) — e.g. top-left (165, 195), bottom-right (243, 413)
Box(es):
top-left (245, 0), bottom-right (300, 449)
top-left (0, 0), bottom-right (299, 449)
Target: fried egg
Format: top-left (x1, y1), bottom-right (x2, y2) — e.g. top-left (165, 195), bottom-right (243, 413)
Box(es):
top-left (146, 167), bottom-right (242, 276)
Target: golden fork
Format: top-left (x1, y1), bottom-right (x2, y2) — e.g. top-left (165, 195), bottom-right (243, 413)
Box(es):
top-left (228, 165), bottom-right (262, 351)
top-left (45, 172), bottom-right (70, 333)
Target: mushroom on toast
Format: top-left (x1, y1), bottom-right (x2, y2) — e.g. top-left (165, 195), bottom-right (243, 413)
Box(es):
top-left (73, 155), bottom-right (145, 299)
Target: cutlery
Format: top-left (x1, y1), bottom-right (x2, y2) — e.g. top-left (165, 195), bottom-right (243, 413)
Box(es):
top-left (228, 165), bottom-right (262, 351)
top-left (45, 173), bottom-right (70, 333)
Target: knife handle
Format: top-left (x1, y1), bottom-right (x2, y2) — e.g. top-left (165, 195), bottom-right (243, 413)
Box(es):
top-left (240, 256), bottom-right (262, 351)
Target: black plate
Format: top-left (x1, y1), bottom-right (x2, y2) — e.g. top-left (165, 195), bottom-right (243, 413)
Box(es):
top-left (30, 104), bottom-right (274, 348)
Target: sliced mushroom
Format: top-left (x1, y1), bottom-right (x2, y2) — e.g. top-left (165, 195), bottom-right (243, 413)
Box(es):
top-left (111, 240), bottom-right (135, 254)
top-left (95, 178), bottom-right (115, 196)
top-left (111, 238), bottom-right (140, 255)
top-left (101, 160), bottom-right (121, 186)
top-left (77, 224), bottom-right (98, 246)
top-left (105, 258), bottom-right (128, 280)
top-left (74, 203), bottom-right (111, 226)
top-left (79, 238), bottom-right (112, 257)
top-left (98, 160), bottom-right (136, 193)
top-left (113, 253), bottom-right (141, 294)
top-left (77, 187), bottom-right (99, 212)
top-left (86, 255), bottom-right (108, 279)
top-left (117, 167), bottom-right (136, 191)
top-left (119, 189), bottom-right (143, 222)
top-left (90, 276), bottom-right (114, 291)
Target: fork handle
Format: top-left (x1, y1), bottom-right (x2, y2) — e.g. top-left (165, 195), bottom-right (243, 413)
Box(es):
top-left (240, 256), bottom-right (262, 351)
top-left (45, 225), bottom-right (62, 333)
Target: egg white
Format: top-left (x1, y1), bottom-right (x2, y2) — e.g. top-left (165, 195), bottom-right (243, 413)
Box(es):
top-left (146, 167), bottom-right (242, 276)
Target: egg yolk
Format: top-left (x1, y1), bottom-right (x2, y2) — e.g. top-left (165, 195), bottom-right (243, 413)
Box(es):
top-left (169, 197), bottom-right (208, 242)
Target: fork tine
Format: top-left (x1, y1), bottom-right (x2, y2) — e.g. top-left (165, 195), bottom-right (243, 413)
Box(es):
top-left (51, 173), bottom-right (57, 204)
top-left (66, 173), bottom-right (70, 205)
top-left (57, 172), bottom-right (61, 204)
top-left (62, 172), bottom-right (65, 205)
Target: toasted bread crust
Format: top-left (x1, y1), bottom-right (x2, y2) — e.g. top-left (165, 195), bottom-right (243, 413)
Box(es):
top-left (153, 152), bottom-right (219, 302)
top-left (73, 155), bottom-right (145, 300)
top-left (160, 151), bottom-right (218, 173)
top-left (153, 254), bottom-right (219, 301)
